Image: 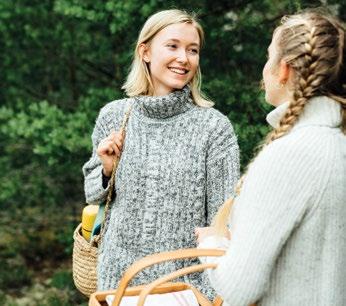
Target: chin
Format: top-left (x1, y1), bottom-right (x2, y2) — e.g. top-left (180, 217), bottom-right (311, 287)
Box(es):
top-left (265, 93), bottom-right (277, 106)
top-left (173, 84), bottom-right (186, 90)
top-left (170, 81), bottom-right (188, 90)
top-left (164, 72), bottom-right (193, 91)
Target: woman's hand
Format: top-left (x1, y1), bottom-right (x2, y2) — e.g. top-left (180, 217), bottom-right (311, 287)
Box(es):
top-left (97, 129), bottom-right (124, 177)
top-left (195, 226), bottom-right (231, 244)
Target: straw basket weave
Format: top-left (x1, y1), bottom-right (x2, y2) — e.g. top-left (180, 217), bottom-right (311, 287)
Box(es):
top-left (72, 223), bottom-right (99, 296)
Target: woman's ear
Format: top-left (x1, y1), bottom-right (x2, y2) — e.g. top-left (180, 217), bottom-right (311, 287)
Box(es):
top-left (139, 43), bottom-right (150, 63)
top-left (278, 59), bottom-right (291, 84)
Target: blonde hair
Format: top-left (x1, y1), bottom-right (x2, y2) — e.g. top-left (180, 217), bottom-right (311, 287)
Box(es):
top-left (122, 9), bottom-right (213, 107)
top-left (213, 10), bottom-right (346, 234)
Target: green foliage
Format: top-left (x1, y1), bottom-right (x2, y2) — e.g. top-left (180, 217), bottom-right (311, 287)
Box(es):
top-left (0, 0), bottom-right (345, 304)
top-left (0, 205), bottom-right (78, 264)
top-left (51, 270), bottom-right (74, 290)
top-left (0, 253), bottom-right (32, 290)
top-left (0, 206), bottom-right (85, 305)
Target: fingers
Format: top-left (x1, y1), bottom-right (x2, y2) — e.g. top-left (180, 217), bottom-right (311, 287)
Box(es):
top-left (109, 130), bottom-right (124, 151)
top-left (98, 129), bottom-right (124, 157)
top-left (194, 227), bottom-right (202, 244)
top-left (114, 135), bottom-right (123, 152)
top-left (97, 138), bottom-right (115, 156)
top-left (110, 141), bottom-right (121, 157)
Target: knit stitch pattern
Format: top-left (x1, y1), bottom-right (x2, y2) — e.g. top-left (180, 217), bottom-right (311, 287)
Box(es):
top-left (82, 87), bottom-right (240, 298)
top-left (199, 96), bottom-right (346, 306)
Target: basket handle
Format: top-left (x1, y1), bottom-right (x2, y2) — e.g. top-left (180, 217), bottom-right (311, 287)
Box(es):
top-left (98, 106), bottom-right (132, 245)
top-left (136, 263), bottom-right (217, 306)
top-left (111, 248), bottom-right (225, 306)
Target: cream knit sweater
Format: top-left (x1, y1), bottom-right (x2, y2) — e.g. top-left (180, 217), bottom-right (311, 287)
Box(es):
top-left (198, 96), bottom-right (346, 306)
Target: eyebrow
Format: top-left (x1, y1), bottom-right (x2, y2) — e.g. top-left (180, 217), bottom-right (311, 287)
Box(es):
top-left (165, 38), bottom-right (200, 47)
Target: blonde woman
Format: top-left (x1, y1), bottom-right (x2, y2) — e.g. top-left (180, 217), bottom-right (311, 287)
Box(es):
top-left (82, 9), bottom-right (240, 297)
top-left (196, 10), bottom-right (346, 305)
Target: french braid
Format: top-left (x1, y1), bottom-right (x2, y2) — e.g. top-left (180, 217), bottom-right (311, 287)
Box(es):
top-left (212, 11), bottom-right (346, 235)
top-left (266, 24), bottom-right (320, 143)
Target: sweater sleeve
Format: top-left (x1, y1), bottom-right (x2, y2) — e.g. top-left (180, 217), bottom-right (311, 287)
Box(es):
top-left (82, 110), bottom-right (112, 204)
top-left (82, 99), bottom-right (132, 204)
top-left (205, 116), bottom-right (240, 225)
top-left (199, 134), bottom-right (330, 305)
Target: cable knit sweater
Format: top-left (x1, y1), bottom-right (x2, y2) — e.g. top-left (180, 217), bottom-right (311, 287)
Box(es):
top-left (198, 96), bottom-right (346, 306)
top-left (82, 87), bottom-right (240, 297)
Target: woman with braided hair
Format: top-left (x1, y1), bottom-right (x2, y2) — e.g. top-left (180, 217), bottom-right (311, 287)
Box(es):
top-left (195, 10), bottom-right (346, 306)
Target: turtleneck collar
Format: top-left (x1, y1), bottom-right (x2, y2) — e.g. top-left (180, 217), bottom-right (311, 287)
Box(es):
top-left (266, 96), bottom-right (342, 130)
top-left (134, 86), bottom-right (194, 119)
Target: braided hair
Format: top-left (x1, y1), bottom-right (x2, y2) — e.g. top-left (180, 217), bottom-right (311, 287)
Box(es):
top-left (268, 12), bottom-right (346, 142)
top-left (212, 10), bottom-right (346, 234)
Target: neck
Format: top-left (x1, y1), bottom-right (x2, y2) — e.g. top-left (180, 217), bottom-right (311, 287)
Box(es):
top-left (266, 96), bottom-right (342, 130)
top-left (152, 88), bottom-right (174, 97)
top-left (134, 85), bottom-right (193, 119)
top-left (270, 91), bottom-right (293, 107)
top-left (151, 81), bottom-right (177, 97)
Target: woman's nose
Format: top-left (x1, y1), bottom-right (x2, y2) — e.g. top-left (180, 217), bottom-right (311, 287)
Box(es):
top-left (176, 49), bottom-right (188, 63)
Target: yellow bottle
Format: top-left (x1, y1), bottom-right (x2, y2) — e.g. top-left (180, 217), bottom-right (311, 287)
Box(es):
top-left (82, 205), bottom-right (99, 242)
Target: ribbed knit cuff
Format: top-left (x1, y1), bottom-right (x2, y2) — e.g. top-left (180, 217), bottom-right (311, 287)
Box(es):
top-left (85, 164), bottom-right (111, 204)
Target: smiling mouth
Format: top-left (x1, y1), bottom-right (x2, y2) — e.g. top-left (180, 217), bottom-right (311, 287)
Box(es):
top-left (168, 67), bottom-right (189, 75)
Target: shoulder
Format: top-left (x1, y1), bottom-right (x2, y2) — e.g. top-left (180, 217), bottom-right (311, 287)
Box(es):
top-left (197, 107), bottom-right (239, 161)
top-left (98, 97), bottom-right (133, 123)
top-left (194, 106), bottom-right (235, 134)
top-left (242, 126), bottom-right (341, 209)
top-left (255, 126), bottom-right (337, 174)
top-left (91, 98), bottom-right (133, 138)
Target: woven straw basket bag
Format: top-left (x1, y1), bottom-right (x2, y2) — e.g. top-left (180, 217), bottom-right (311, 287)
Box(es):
top-left (72, 107), bottom-right (132, 296)
top-left (73, 224), bottom-right (99, 295)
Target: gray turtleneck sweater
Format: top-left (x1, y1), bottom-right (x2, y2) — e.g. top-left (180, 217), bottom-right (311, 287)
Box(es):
top-left (82, 87), bottom-right (240, 297)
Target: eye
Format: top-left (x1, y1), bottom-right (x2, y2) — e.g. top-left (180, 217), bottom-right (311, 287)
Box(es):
top-left (167, 44), bottom-right (177, 49)
top-left (188, 48), bottom-right (199, 55)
